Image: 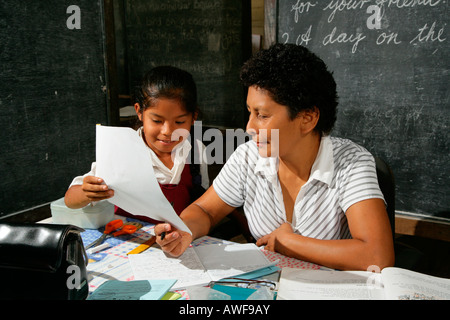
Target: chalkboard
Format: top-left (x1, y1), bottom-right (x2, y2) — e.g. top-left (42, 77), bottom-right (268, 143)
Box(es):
top-left (124, 0), bottom-right (251, 129)
top-left (275, 1), bottom-right (449, 219)
top-left (0, 1), bottom-right (108, 217)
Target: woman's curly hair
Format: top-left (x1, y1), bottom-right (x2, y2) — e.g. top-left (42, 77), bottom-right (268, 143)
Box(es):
top-left (240, 43), bottom-right (338, 135)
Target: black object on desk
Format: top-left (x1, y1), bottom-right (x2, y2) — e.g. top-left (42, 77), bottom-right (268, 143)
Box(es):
top-left (0, 222), bottom-right (89, 300)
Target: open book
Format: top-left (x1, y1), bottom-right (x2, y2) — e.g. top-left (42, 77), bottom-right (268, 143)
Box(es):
top-left (277, 267), bottom-right (450, 300)
top-left (128, 242), bottom-right (277, 290)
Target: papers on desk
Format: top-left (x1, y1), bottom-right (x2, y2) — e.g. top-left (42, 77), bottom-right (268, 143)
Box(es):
top-left (95, 125), bottom-right (191, 234)
top-left (128, 242), bottom-right (278, 290)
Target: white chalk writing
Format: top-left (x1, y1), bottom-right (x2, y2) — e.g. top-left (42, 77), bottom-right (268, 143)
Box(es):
top-left (281, 0), bottom-right (446, 54)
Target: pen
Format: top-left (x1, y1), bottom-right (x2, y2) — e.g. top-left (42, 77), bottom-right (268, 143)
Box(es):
top-left (161, 203), bottom-right (174, 241)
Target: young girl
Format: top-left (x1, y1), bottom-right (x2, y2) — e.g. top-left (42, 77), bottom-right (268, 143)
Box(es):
top-left (64, 66), bottom-right (209, 223)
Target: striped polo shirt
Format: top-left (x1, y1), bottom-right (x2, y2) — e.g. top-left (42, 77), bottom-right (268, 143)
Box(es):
top-left (212, 136), bottom-right (384, 240)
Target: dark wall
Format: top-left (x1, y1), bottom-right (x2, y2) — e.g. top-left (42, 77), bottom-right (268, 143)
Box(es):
top-left (0, 1), bottom-right (108, 217)
top-left (122, 0), bottom-right (251, 128)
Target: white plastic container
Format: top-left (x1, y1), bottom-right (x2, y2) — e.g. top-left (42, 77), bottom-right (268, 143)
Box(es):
top-left (50, 197), bottom-right (114, 229)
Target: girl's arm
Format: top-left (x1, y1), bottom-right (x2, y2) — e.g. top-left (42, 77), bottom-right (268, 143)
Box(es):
top-left (64, 176), bottom-right (114, 209)
top-left (257, 198), bottom-right (395, 271)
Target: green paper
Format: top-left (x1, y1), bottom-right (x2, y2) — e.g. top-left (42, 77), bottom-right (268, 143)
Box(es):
top-left (212, 284), bottom-right (257, 300)
top-left (88, 279), bottom-right (176, 300)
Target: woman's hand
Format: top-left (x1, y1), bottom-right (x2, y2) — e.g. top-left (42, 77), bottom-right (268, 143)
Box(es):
top-left (154, 223), bottom-right (192, 257)
top-left (256, 222), bottom-right (294, 254)
top-left (81, 176), bottom-right (114, 202)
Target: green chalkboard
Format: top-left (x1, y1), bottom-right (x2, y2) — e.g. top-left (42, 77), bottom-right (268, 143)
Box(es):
top-left (124, 0), bottom-right (251, 129)
top-left (0, 1), bottom-right (108, 217)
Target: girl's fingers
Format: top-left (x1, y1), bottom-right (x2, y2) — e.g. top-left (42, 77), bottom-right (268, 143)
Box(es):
top-left (85, 189), bottom-right (114, 200)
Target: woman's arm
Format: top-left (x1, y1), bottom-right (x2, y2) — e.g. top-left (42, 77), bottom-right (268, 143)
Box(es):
top-left (257, 198), bottom-right (395, 271)
top-left (155, 186), bottom-right (236, 257)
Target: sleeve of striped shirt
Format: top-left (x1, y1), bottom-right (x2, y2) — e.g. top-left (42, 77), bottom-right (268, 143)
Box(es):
top-left (212, 145), bottom-right (247, 208)
top-left (339, 153), bottom-right (385, 213)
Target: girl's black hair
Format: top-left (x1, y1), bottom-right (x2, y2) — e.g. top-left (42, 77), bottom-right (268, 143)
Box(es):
top-left (240, 43), bottom-right (338, 135)
top-left (134, 66), bottom-right (199, 115)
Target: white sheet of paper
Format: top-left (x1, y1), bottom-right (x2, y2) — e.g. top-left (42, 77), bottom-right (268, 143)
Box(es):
top-left (128, 242), bottom-right (275, 289)
top-left (194, 243), bottom-right (274, 281)
top-left (95, 125), bottom-right (191, 234)
top-left (129, 247), bottom-right (211, 289)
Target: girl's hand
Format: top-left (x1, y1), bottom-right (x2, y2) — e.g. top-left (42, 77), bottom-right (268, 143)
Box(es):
top-left (81, 176), bottom-right (114, 202)
top-left (256, 222), bottom-right (294, 253)
top-left (154, 223), bottom-right (192, 257)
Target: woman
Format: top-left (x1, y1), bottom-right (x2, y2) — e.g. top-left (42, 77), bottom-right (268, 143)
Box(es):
top-left (156, 44), bottom-right (394, 271)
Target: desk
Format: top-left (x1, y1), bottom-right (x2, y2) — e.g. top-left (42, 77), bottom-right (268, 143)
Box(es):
top-left (47, 216), bottom-right (322, 298)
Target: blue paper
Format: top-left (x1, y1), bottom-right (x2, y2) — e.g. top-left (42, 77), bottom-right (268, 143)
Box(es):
top-left (220, 265), bottom-right (280, 281)
top-left (212, 285), bottom-right (256, 300)
top-left (87, 279), bottom-right (177, 300)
